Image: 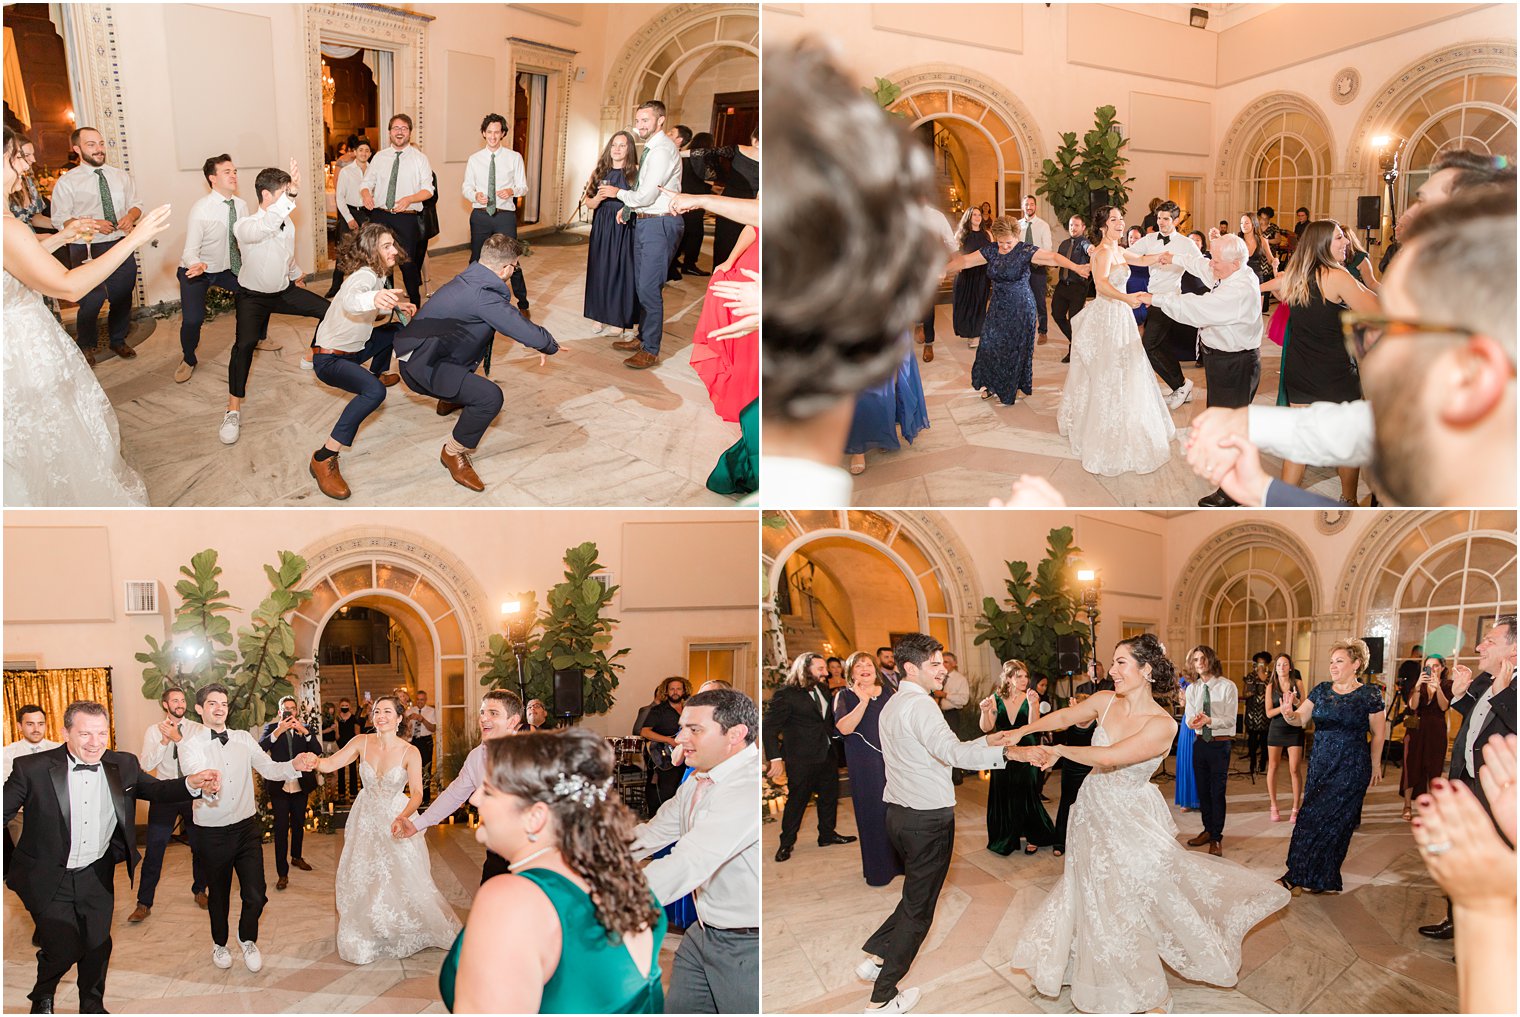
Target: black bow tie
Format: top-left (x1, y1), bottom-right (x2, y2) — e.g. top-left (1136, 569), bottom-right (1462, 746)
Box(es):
top-left (72, 763), bottom-right (99, 772)
top-left (1159, 234), bottom-right (1172, 245)
top-left (211, 731), bottom-right (229, 745)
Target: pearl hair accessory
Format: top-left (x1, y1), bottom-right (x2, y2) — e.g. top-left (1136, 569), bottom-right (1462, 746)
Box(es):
top-left (552, 772), bottom-right (612, 808)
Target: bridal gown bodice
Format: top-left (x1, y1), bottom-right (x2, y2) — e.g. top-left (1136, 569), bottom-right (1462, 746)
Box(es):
top-left (1055, 255), bottom-right (1176, 478)
top-left (1007, 713), bottom-right (1289, 1014)
top-left (335, 756), bottom-right (462, 965)
top-left (2, 268), bottom-right (148, 505)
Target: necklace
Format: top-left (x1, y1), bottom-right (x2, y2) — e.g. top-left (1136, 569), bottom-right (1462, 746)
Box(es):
top-left (513, 844), bottom-right (559, 869)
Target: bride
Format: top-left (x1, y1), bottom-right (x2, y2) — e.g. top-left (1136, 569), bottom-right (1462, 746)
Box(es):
top-left (2, 125), bottom-right (166, 505)
top-left (1002, 634), bottom-right (1289, 1014)
top-left (1056, 206), bottom-right (1176, 477)
top-left (315, 694), bottom-right (461, 964)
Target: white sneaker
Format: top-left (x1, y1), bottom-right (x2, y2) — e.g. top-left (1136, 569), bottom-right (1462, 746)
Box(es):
top-left (218, 410), bottom-right (241, 445)
top-left (590, 322), bottom-right (607, 335)
top-left (299, 356), bottom-right (315, 371)
top-left (239, 939), bottom-right (262, 972)
top-left (211, 944), bottom-right (232, 969)
top-left (1166, 378), bottom-right (1194, 410)
top-left (856, 957), bottom-right (883, 982)
top-left (865, 986), bottom-right (920, 1014)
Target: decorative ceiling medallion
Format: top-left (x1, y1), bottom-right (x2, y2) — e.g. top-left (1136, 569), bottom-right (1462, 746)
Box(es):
top-left (1332, 66), bottom-right (1361, 105)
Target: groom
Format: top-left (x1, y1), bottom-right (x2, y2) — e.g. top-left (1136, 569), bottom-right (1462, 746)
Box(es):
top-left (3, 700), bottom-right (218, 1014)
top-left (1126, 200), bottom-right (1203, 408)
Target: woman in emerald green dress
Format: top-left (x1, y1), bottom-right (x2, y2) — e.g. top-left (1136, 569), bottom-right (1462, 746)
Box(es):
top-left (979, 659), bottom-right (1058, 855)
top-left (439, 729), bottom-right (666, 1013)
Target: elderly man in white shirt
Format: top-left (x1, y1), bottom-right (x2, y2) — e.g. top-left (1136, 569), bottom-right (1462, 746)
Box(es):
top-left (632, 688), bottom-right (760, 1014)
top-left (130, 686), bottom-right (207, 922)
top-left (220, 160), bottom-right (331, 446)
top-left (175, 154), bottom-right (250, 383)
top-left (362, 113), bottom-right (434, 307)
top-left (49, 126), bottom-right (145, 364)
top-left (595, 99), bottom-right (683, 369)
top-left (858, 634), bottom-right (1047, 1014)
top-left (462, 113), bottom-right (531, 314)
top-left (1127, 200), bottom-right (1201, 407)
top-left (1148, 230), bottom-right (1264, 507)
top-left (1018, 194), bottom-right (1056, 341)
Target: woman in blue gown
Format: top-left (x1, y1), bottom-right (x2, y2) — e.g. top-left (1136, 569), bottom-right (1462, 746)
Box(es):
top-left (833, 651), bottom-right (902, 886)
top-left (945, 217), bottom-right (1089, 405)
top-left (1174, 673), bottom-right (1201, 811)
top-left (583, 131), bottom-right (640, 336)
top-left (1278, 639), bottom-right (1388, 893)
top-left (845, 338), bottom-right (929, 474)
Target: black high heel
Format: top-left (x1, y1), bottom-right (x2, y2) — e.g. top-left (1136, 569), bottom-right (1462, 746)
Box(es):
top-left (1024, 844), bottom-right (1039, 855)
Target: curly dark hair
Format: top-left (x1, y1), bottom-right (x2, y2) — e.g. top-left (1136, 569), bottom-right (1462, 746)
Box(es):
top-left (587, 130), bottom-right (640, 199)
top-left (335, 222), bottom-right (408, 279)
top-left (483, 729), bottom-right (657, 941)
top-left (1117, 633), bottom-right (1178, 705)
top-left (1090, 204), bottom-right (1124, 243)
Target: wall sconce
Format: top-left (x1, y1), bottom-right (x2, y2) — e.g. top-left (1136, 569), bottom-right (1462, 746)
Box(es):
top-left (1189, 7), bottom-right (1209, 29)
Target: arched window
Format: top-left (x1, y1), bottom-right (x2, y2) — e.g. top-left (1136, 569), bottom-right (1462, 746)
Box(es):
top-left (1200, 544), bottom-right (1314, 682)
top-left (1396, 71), bottom-right (1517, 206)
top-left (1245, 110), bottom-right (1331, 219)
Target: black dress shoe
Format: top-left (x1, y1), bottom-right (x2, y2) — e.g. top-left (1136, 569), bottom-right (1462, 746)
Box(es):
top-left (1418, 918), bottom-right (1454, 940)
top-left (1197, 488), bottom-right (1240, 508)
top-left (30, 998), bottom-right (53, 1014)
top-left (774, 845), bottom-right (793, 862)
top-left (818, 833), bottom-right (857, 846)
top-left (1060, 352), bottom-right (1071, 363)
top-left (683, 265), bottom-right (710, 277)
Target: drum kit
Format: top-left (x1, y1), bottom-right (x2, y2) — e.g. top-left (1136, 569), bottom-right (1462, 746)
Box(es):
top-left (610, 735), bottom-right (648, 814)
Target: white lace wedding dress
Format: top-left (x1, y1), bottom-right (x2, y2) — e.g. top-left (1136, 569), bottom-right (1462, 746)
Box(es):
top-left (1008, 700), bottom-right (1290, 1013)
top-left (3, 267), bottom-right (148, 505)
top-left (335, 742), bottom-right (462, 964)
top-left (1056, 258), bottom-right (1176, 477)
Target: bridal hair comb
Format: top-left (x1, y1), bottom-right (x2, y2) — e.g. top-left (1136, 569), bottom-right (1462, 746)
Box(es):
top-left (552, 772), bottom-right (612, 808)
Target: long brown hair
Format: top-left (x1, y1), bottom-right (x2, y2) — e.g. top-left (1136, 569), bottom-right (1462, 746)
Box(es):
top-left (587, 130), bottom-right (640, 199)
top-left (483, 730), bottom-right (657, 940)
top-left (997, 659), bottom-right (1030, 698)
top-left (335, 222), bottom-right (407, 278)
top-left (1279, 219), bottom-right (1349, 308)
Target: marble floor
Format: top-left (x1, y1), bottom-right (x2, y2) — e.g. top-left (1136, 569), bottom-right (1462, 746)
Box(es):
top-left (763, 765), bottom-right (1458, 1014)
top-left (3, 823), bottom-right (680, 1013)
top-left (848, 300), bottom-right (1368, 508)
top-left (88, 230), bottom-right (740, 506)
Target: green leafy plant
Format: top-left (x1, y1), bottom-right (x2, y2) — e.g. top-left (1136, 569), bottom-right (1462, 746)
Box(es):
top-left (863, 76), bottom-right (902, 109)
top-left (973, 527), bottom-right (1098, 681)
top-left (227, 551), bottom-right (313, 731)
top-left (138, 549), bottom-right (238, 702)
top-left (1035, 105), bottom-right (1135, 225)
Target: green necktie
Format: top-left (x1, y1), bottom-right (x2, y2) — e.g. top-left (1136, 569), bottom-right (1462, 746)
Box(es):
top-left (95, 168), bottom-right (117, 227)
top-left (385, 153), bottom-right (400, 209)
top-left (226, 199), bottom-right (241, 274)
top-left (486, 152), bottom-right (497, 214)
top-left (1199, 683), bottom-right (1214, 742)
top-left (1023, 218), bottom-right (1032, 244)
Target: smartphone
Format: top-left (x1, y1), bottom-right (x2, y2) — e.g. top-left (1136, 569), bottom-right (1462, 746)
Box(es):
top-left (363, 691), bottom-right (372, 702)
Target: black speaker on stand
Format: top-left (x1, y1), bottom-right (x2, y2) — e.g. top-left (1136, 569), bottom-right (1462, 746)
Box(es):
top-left (1363, 636), bottom-right (1386, 676)
top-left (553, 668), bottom-right (585, 721)
top-left (1356, 194), bottom-right (1382, 254)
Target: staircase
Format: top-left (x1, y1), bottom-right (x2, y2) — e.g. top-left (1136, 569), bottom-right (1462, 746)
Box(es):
top-left (779, 614), bottom-right (832, 658)
top-left (320, 662), bottom-right (410, 704)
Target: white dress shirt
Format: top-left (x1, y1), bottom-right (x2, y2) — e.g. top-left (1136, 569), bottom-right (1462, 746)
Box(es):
top-left (631, 743), bottom-right (759, 927)
top-left (1249, 402), bottom-right (1374, 468)
top-left (1152, 259), bottom-right (1263, 354)
top-left (64, 752), bottom-right (117, 869)
top-left (1018, 213), bottom-right (1053, 253)
top-left (1184, 676), bottom-right (1240, 739)
top-left (234, 194), bottom-right (302, 293)
top-left (316, 267), bottom-right (390, 353)
top-left (362, 145), bottom-right (434, 212)
top-left (1127, 230), bottom-right (1203, 296)
top-left (415, 742), bottom-right (485, 831)
top-left (940, 670), bottom-right (971, 711)
top-left (1461, 670), bottom-right (1512, 776)
top-left (179, 728), bottom-right (300, 827)
top-left (2, 738), bottom-right (60, 782)
top-left (758, 456), bottom-right (853, 508)
top-left (335, 162), bottom-right (367, 223)
top-left (49, 162), bottom-right (143, 243)
top-left (618, 130), bottom-right (681, 214)
top-left (461, 146), bottom-right (528, 210)
top-left (180, 191), bottom-right (249, 273)
top-left (880, 681), bottom-right (1005, 810)
top-left (139, 717), bottom-right (204, 780)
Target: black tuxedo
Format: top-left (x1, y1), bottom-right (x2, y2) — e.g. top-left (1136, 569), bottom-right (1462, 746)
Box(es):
top-left (259, 720), bottom-right (323, 879)
top-left (763, 683), bottom-right (841, 848)
top-left (4, 746), bottom-right (194, 1010)
top-left (1449, 672), bottom-right (1518, 815)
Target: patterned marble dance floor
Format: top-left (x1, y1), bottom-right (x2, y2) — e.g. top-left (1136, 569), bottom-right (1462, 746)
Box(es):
top-left (763, 765), bottom-right (1457, 1014)
top-left (4, 823), bottom-right (679, 1013)
top-left (87, 231), bottom-right (738, 507)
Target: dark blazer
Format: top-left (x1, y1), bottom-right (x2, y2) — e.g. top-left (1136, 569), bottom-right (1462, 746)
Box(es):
top-left (258, 721), bottom-right (323, 794)
top-left (762, 683), bottom-right (836, 768)
top-left (3, 746), bottom-right (194, 912)
top-left (1264, 479), bottom-right (1340, 508)
top-left (420, 171), bottom-right (441, 242)
top-left (1449, 673), bottom-right (1518, 811)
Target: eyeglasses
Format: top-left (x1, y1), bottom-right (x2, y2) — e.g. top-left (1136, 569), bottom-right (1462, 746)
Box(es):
top-left (1340, 311), bottom-right (1476, 361)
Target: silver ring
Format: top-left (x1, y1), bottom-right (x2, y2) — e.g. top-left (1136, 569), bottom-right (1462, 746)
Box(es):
top-left (1423, 840), bottom-right (1453, 855)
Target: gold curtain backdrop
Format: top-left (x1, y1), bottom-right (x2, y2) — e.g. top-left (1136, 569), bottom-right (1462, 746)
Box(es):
top-left (3, 668), bottom-right (115, 746)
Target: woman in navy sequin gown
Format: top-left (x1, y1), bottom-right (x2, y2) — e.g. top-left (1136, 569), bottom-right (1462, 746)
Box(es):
top-left (1277, 639), bottom-right (1388, 892)
top-left (833, 652), bottom-right (902, 886)
top-left (945, 217), bottom-right (1090, 405)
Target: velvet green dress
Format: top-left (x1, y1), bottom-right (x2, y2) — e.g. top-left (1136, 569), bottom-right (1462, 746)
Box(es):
top-left (439, 868), bottom-right (666, 1013)
top-left (987, 694), bottom-right (1057, 854)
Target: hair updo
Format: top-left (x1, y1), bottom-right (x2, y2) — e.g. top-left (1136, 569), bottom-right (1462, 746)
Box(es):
top-left (1117, 633), bottom-right (1179, 705)
top-left (1090, 204), bottom-right (1121, 243)
top-left (1331, 638), bottom-right (1371, 674)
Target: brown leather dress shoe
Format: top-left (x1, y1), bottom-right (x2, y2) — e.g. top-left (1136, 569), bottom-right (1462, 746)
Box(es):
top-left (378, 372), bottom-right (400, 387)
top-left (310, 454), bottom-right (351, 500)
top-left (624, 350), bottom-right (658, 369)
top-left (84, 348), bottom-right (98, 367)
top-left (1187, 831), bottom-right (1213, 847)
top-left (923, 344), bottom-right (934, 363)
top-left (195, 891), bottom-right (209, 909)
top-left (1208, 841), bottom-right (1223, 856)
top-left (436, 399), bottom-right (463, 416)
top-left (276, 875), bottom-right (289, 891)
top-left (441, 445), bottom-right (485, 491)
top-left (127, 904), bottom-right (150, 923)
top-left (612, 337), bottom-right (643, 352)
top-left (291, 857), bottom-right (313, 872)
top-left (111, 343), bottom-right (137, 359)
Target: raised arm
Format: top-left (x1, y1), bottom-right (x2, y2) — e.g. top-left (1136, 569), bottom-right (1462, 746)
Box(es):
top-left (1031, 246), bottom-right (1090, 276)
top-left (978, 695), bottom-right (1000, 734)
top-left (315, 733), bottom-right (367, 773)
top-left (245, 733), bottom-right (303, 782)
top-left (945, 249), bottom-right (988, 274)
top-left (833, 691), bottom-right (870, 736)
top-left (1001, 691), bottom-right (1107, 741)
top-left (3, 208), bottom-right (170, 303)
top-left (1054, 713), bottom-right (1176, 768)
top-left (1119, 247), bottom-right (1167, 267)
top-left (1282, 687), bottom-right (1314, 727)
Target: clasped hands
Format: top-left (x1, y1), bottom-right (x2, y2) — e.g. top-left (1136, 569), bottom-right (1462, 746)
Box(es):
top-left (1183, 406), bottom-right (1275, 507)
top-left (186, 769), bottom-right (222, 794)
top-left (390, 815), bottom-right (419, 840)
top-left (986, 728), bottom-right (1060, 769)
top-left (708, 270), bottom-right (760, 341)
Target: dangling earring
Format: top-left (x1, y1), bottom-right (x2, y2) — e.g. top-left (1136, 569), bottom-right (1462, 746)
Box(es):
top-left (526, 829), bottom-right (538, 842)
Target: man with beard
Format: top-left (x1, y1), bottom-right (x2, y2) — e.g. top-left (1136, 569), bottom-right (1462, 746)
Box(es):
top-left (640, 676), bottom-right (692, 810)
top-left (764, 653), bottom-right (856, 861)
top-left (1051, 214), bottom-right (1092, 364)
top-left (130, 687), bottom-right (208, 921)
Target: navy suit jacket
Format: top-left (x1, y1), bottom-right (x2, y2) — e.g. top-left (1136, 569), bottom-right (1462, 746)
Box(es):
top-left (396, 262), bottom-right (558, 399)
top-left (258, 720), bottom-right (323, 794)
top-left (1449, 673), bottom-right (1517, 815)
top-left (1264, 478), bottom-right (1340, 508)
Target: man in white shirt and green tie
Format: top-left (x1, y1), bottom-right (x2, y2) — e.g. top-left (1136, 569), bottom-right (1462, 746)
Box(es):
top-left (175, 154), bottom-right (249, 383)
top-left (361, 113), bottom-right (434, 307)
top-left (463, 113), bottom-right (531, 316)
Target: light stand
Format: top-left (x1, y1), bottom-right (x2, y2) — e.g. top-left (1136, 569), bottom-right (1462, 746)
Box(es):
top-left (500, 601), bottom-right (530, 706)
top-left (1076, 569), bottom-right (1101, 678)
top-left (1375, 136), bottom-right (1405, 254)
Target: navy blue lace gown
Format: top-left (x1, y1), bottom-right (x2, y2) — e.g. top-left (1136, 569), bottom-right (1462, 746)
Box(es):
top-left (1282, 682), bottom-right (1385, 891)
top-left (971, 241), bottom-right (1039, 405)
top-left (835, 686), bottom-right (903, 886)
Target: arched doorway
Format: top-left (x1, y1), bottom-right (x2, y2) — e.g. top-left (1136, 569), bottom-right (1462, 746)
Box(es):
top-left (1216, 91), bottom-right (1335, 224)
